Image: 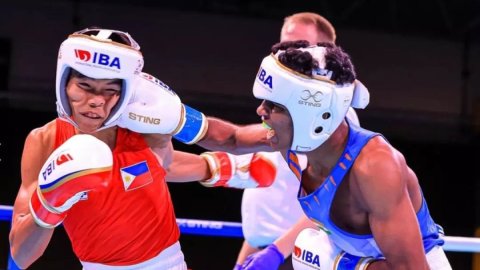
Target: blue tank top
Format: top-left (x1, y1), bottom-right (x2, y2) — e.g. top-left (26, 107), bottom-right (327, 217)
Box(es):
top-left (288, 120), bottom-right (444, 258)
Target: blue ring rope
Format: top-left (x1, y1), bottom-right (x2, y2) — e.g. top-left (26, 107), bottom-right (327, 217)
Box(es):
top-left (2, 203), bottom-right (480, 269)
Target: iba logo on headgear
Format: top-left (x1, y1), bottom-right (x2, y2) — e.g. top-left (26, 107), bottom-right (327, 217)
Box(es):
top-left (74, 49), bottom-right (121, 69)
top-left (293, 245), bottom-right (321, 269)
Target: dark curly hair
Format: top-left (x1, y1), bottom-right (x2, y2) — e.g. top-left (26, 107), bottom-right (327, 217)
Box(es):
top-left (271, 40), bottom-right (356, 85)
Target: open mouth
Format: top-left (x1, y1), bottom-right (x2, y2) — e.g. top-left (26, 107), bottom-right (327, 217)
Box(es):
top-left (262, 121), bottom-right (276, 140)
top-left (81, 112), bottom-right (103, 120)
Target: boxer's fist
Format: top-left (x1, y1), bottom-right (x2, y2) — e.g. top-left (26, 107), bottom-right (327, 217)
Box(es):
top-left (292, 228), bottom-right (376, 270)
top-left (29, 135), bottom-right (112, 228)
top-left (118, 72), bottom-right (183, 134)
top-left (118, 72), bottom-right (207, 144)
top-left (200, 152), bottom-right (276, 189)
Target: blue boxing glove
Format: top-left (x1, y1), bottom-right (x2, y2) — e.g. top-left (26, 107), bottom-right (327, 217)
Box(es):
top-left (233, 263), bottom-right (242, 270)
top-left (241, 244), bottom-right (284, 270)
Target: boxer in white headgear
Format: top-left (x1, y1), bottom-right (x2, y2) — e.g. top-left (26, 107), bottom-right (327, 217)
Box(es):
top-left (238, 41), bottom-right (450, 270)
top-left (253, 44), bottom-right (369, 152)
top-left (56, 28), bottom-right (210, 143)
top-left (56, 28), bottom-right (143, 131)
top-left (230, 13), bottom-right (368, 270)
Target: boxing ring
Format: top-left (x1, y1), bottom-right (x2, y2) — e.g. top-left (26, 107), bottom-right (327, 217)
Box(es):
top-left (1, 204), bottom-right (480, 269)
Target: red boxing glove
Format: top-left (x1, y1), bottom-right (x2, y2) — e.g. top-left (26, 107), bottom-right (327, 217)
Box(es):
top-left (29, 134), bottom-right (113, 228)
top-left (200, 152), bottom-right (276, 189)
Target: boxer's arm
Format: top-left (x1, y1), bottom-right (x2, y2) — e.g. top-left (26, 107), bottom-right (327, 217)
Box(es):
top-left (10, 126), bottom-right (55, 269)
top-left (199, 108), bottom-right (361, 154)
top-left (355, 142), bottom-right (427, 269)
top-left (119, 72), bottom-right (209, 144)
top-left (238, 215), bottom-right (315, 270)
top-left (144, 134), bottom-right (210, 183)
top-left (197, 117), bottom-right (271, 154)
top-left (29, 134), bottom-right (112, 228)
top-left (165, 151), bottom-right (211, 183)
top-left (236, 241), bottom-right (260, 266)
top-left (166, 151), bottom-right (276, 189)
top-left (119, 72), bottom-right (265, 152)
top-left (11, 130), bottom-right (114, 269)
top-left (273, 214), bottom-right (317, 258)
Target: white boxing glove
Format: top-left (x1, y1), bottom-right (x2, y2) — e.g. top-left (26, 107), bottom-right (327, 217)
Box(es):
top-left (200, 152), bottom-right (276, 189)
top-left (118, 72), bottom-right (208, 144)
top-left (292, 228), bottom-right (377, 270)
top-left (118, 72), bottom-right (182, 134)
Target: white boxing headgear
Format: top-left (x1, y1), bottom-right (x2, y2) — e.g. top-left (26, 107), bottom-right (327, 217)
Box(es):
top-left (253, 45), bottom-right (364, 152)
top-left (56, 28), bottom-right (144, 130)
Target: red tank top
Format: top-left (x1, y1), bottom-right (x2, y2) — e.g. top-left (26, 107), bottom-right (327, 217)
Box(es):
top-left (55, 119), bottom-right (180, 265)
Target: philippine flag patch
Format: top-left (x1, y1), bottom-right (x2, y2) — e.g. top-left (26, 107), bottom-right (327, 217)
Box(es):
top-left (120, 161), bottom-right (153, 191)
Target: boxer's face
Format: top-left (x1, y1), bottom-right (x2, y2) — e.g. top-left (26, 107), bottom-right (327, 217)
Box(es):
top-left (66, 76), bottom-right (122, 133)
top-left (256, 100), bottom-right (293, 151)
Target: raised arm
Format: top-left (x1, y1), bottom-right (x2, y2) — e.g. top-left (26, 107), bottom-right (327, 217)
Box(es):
top-left (197, 117), bottom-right (272, 154)
top-left (11, 127), bottom-right (114, 269)
top-left (198, 107), bottom-right (362, 154)
top-left (9, 126), bottom-right (56, 268)
top-left (165, 150), bottom-right (211, 182)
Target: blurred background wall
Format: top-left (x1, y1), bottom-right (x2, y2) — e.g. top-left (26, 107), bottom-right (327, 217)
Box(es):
top-left (0, 0), bottom-right (479, 269)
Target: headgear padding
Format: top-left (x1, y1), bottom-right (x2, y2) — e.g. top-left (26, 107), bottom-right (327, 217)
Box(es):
top-left (253, 45), bottom-right (361, 152)
top-left (351, 80), bottom-right (370, 109)
top-left (56, 28), bottom-right (144, 130)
